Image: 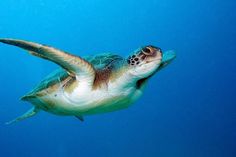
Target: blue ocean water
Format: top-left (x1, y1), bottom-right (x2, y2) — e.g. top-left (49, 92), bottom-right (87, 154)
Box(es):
top-left (0, 0), bottom-right (235, 156)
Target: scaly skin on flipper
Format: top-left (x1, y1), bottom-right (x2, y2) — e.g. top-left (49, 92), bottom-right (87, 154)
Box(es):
top-left (0, 38), bottom-right (96, 86)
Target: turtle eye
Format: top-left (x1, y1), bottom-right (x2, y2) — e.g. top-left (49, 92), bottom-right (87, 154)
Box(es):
top-left (142, 47), bottom-right (151, 54)
top-left (142, 47), bottom-right (154, 56)
top-left (142, 46), bottom-right (162, 56)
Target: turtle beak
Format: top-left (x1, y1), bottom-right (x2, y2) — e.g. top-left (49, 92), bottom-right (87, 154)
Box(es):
top-left (158, 50), bottom-right (176, 70)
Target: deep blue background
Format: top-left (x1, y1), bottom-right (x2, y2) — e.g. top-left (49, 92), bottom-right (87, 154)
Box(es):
top-left (0, 0), bottom-right (235, 157)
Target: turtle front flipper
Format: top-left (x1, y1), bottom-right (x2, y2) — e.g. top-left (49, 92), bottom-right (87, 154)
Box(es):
top-left (0, 38), bottom-right (96, 87)
top-left (5, 107), bottom-right (39, 125)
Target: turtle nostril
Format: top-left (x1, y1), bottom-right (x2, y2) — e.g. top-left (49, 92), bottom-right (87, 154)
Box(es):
top-left (157, 48), bottom-right (162, 53)
top-left (152, 47), bottom-right (162, 54)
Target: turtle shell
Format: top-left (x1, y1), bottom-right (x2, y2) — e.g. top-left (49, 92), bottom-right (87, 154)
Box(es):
top-left (21, 53), bottom-right (124, 100)
top-left (84, 53), bottom-right (123, 69)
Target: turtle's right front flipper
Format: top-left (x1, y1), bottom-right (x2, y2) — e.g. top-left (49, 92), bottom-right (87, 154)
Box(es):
top-left (0, 38), bottom-right (96, 87)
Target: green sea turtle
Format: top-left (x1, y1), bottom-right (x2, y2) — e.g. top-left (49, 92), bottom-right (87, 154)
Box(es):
top-left (0, 38), bottom-right (176, 124)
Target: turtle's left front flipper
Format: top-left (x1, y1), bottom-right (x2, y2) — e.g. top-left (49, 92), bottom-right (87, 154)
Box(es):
top-left (0, 38), bottom-right (96, 87)
top-left (5, 107), bottom-right (39, 125)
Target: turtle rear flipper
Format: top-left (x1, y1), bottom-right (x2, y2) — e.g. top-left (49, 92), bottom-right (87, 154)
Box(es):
top-left (5, 107), bottom-right (39, 125)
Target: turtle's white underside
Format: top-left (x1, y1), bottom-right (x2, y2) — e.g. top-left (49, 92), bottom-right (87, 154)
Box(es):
top-left (31, 74), bottom-right (143, 116)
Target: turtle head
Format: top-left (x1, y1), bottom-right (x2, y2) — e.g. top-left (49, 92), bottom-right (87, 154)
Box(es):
top-left (127, 45), bottom-right (176, 79)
